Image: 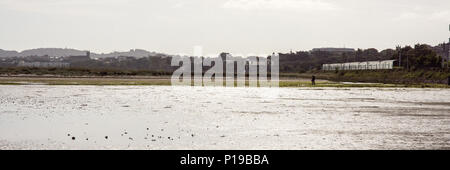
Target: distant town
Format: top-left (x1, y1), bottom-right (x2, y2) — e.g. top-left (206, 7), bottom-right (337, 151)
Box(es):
top-left (1, 42), bottom-right (448, 74)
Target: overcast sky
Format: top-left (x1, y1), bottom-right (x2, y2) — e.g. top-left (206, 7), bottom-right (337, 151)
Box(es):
top-left (0, 0), bottom-right (449, 55)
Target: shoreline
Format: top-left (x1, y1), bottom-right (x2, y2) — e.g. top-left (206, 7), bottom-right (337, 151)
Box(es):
top-left (0, 75), bottom-right (448, 88)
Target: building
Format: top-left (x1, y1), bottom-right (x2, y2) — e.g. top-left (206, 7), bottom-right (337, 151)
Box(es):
top-left (322, 60), bottom-right (395, 71)
top-left (117, 56), bottom-right (136, 62)
top-left (312, 48), bottom-right (355, 53)
top-left (18, 61), bottom-right (70, 68)
top-left (65, 51), bottom-right (91, 62)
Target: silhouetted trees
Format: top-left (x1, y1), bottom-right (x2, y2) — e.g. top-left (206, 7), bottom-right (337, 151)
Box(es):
top-left (279, 44), bottom-right (443, 73)
top-left (392, 44), bottom-right (442, 70)
top-left (1, 44), bottom-right (446, 74)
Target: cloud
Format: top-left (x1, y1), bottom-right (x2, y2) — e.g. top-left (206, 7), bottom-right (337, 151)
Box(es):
top-left (429, 10), bottom-right (450, 20)
top-left (394, 12), bottom-right (421, 20)
top-left (0, 0), bottom-right (134, 17)
top-left (393, 10), bottom-right (450, 21)
top-left (172, 2), bottom-right (186, 9)
top-left (222, 0), bottom-right (337, 11)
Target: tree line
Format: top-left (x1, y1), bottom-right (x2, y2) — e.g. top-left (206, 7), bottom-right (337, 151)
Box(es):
top-left (279, 44), bottom-right (445, 73)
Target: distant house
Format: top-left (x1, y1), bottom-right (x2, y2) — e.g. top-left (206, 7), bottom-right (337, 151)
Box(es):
top-left (322, 60), bottom-right (396, 71)
top-left (117, 56), bottom-right (136, 62)
top-left (65, 51), bottom-right (91, 62)
top-left (18, 61), bottom-right (70, 68)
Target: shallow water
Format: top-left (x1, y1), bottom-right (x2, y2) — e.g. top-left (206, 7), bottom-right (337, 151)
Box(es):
top-left (0, 85), bottom-right (449, 150)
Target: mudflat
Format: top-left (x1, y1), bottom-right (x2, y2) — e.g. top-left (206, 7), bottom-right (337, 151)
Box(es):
top-left (0, 85), bottom-right (449, 149)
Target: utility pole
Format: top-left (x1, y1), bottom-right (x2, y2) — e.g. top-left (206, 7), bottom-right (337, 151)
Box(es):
top-left (396, 45), bottom-right (402, 67)
top-left (448, 41), bottom-right (450, 68)
top-left (443, 42), bottom-right (448, 68)
top-left (407, 52), bottom-right (409, 70)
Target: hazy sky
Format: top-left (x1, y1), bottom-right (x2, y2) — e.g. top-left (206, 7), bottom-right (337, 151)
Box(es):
top-left (0, 0), bottom-right (449, 55)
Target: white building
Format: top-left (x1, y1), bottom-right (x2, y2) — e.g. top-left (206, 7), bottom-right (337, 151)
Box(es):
top-left (18, 61), bottom-right (70, 68)
top-left (322, 60), bottom-right (395, 71)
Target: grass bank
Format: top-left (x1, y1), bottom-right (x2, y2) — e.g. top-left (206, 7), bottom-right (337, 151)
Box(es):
top-left (283, 69), bottom-right (450, 87)
top-left (0, 67), bottom-right (449, 88)
top-left (0, 67), bottom-right (172, 77)
top-left (1, 76), bottom-right (449, 88)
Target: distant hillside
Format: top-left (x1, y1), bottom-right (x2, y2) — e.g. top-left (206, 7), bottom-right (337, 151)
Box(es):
top-left (0, 48), bottom-right (165, 58)
top-left (91, 49), bottom-right (164, 58)
top-left (0, 49), bottom-right (19, 57)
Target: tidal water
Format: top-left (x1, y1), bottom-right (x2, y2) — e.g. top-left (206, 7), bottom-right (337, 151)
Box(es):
top-left (0, 85), bottom-right (449, 150)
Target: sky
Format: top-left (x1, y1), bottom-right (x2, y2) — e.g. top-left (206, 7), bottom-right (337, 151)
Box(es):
top-left (0, 0), bottom-right (449, 55)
